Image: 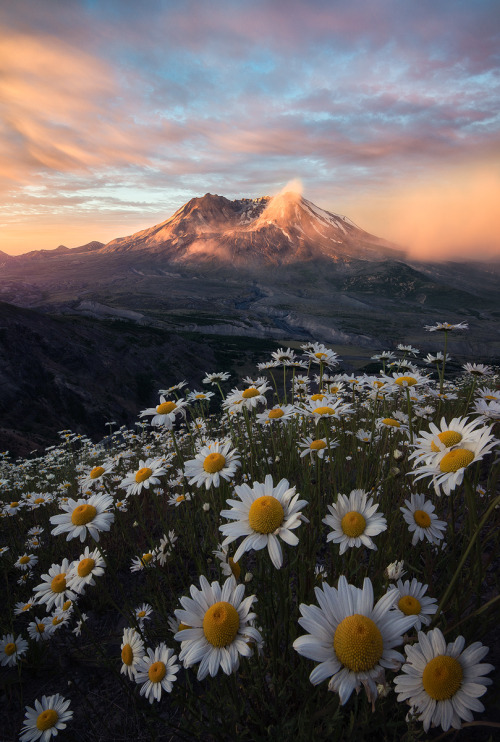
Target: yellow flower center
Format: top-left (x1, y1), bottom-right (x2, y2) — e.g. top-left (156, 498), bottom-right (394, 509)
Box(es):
top-left (52, 616), bottom-right (64, 626)
top-left (422, 655), bottom-right (463, 700)
top-left (135, 467), bottom-right (153, 483)
top-left (314, 352), bottom-right (327, 359)
top-left (314, 406), bottom-right (335, 415)
top-left (137, 610), bottom-right (147, 618)
top-left (4, 642), bottom-right (16, 656)
top-left (36, 709), bottom-right (59, 731)
top-left (248, 496), bottom-right (284, 533)
top-left (71, 504), bottom-right (97, 525)
top-left (310, 439), bottom-right (327, 450)
top-left (90, 466), bottom-right (105, 479)
top-left (414, 510), bottom-right (431, 528)
top-left (37, 623), bottom-right (45, 633)
top-left (195, 394), bottom-right (207, 399)
top-left (242, 387), bottom-right (260, 398)
top-left (439, 448), bottom-right (475, 473)
top-left (203, 453), bottom-right (226, 473)
top-left (142, 553), bottom-right (153, 565)
top-left (62, 600), bottom-right (72, 611)
top-left (176, 495), bottom-right (185, 503)
top-left (50, 573), bottom-right (67, 593)
top-left (333, 614), bottom-right (383, 672)
top-left (34, 497), bottom-right (45, 504)
top-left (148, 660), bottom-right (166, 683)
top-left (157, 401), bottom-right (176, 414)
top-left (382, 418), bottom-right (400, 427)
top-left (310, 393), bottom-right (326, 401)
top-left (394, 376), bottom-right (418, 386)
top-left (19, 556), bottom-right (30, 564)
top-left (10, 502), bottom-right (19, 508)
top-left (373, 380), bottom-right (384, 388)
top-left (121, 643), bottom-right (133, 665)
top-left (341, 511), bottom-right (366, 538)
top-left (268, 408), bottom-right (285, 419)
top-left (21, 603), bottom-right (32, 611)
top-left (430, 430), bottom-right (463, 452)
top-left (77, 558), bottom-right (95, 578)
top-left (203, 601), bottom-right (240, 647)
top-left (398, 595), bottom-right (422, 615)
top-left (229, 557), bottom-right (241, 580)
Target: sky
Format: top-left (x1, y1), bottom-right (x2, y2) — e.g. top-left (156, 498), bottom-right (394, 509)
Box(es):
top-left (1, 0), bottom-right (499, 260)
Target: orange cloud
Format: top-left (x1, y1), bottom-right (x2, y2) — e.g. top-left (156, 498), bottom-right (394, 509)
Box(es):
top-left (344, 163), bottom-right (500, 261)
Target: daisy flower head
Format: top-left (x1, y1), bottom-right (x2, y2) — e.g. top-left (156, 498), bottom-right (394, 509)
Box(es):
top-left (385, 371), bottom-right (431, 390)
top-left (20, 694), bottom-right (73, 742)
top-left (303, 342), bottom-right (340, 367)
top-left (79, 462), bottom-right (114, 491)
top-left (15, 553), bottom-right (39, 571)
top-left (119, 458), bottom-right (167, 496)
top-left (66, 546), bottom-right (106, 594)
top-left (223, 381), bottom-right (270, 411)
top-left (463, 362), bottom-right (493, 377)
top-left (298, 436), bottom-right (338, 459)
top-left (410, 426), bottom-right (497, 495)
top-left (220, 474), bottom-right (308, 569)
top-left (134, 643), bottom-right (179, 702)
top-left (174, 575), bottom-right (262, 680)
top-left (32, 559), bottom-right (77, 612)
top-left (388, 578), bottom-right (437, 630)
top-left (130, 552), bottom-right (155, 572)
top-left (135, 603), bottom-right (153, 626)
top-left (409, 415), bottom-right (486, 463)
top-left (304, 396), bottom-right (353, 425)
top-left (120, 627), bottom-right (145, 680)
top-left (293, 576), bottom-right (416, 707)
top-left (202, 371), bottom-right (230, 385)
top-left (323, 489), bottom-right (387, 555)
top-left (187, 390), bottom-right (215, 403)
top-left (473, 398), bottom-right (500, 423)
top-left (394, 627), bottom-right (494, 732)
top-left (184, 440), bottom-right (240, 490)
top-left (27, 617), bottom-right (54, 642)
top-left (425, 321), bottom-right (469, 332)
top-left (400, 493), bottom-right (447, 546)
top-left (49, 492), bottom-right (114, 542)
top-left (14, 598), bottom-right (36, 616)
top-left (154, 531), bottom-right (178, 566)
top-left (1, 632), bottom-right (28, 667)
top-left (213, 544), bottom-right (241, 580)
top-left (255, 404), bottom-right (296, 425)
top-left (271, 346), bottom-right (296, 365)
top-left (385, 560), bottom-right (406, 581)
top-left (139, 396), bottom-right (188, 429)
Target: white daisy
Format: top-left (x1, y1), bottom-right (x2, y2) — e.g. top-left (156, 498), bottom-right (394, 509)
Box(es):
top-left (79, 462), bottom-right (114, 491)
top-left (298, 436), bottom-right (338, 459)
top-left (213, 544), bottom-right (241, 580)
top-left (130, 552), bottom-right (155, 572)
top-left (303, 343), bottom-right (340, 367)
top-left (424, 321), bottom-right (468, 332)
top-left (187, 390), bottom-right (215, 403)
top-left (120, 627), bottom-right (145, 680)
top-left (66, 546), bottom-right (106, 594)
top-left (473, 398), bottom-right (500, 423)
top-left (219, 474), bottom-right (308, 569)
top-left (202, 371), bottom-right (231, 385)
top-left (20, 694), bottom-right (73, 742)
top-left (394, 627), bottom-right (494, 732)
top-left (174, 575), bottom-right (262, 680)
top-left (49, 493), bottom-right (114, 542)
top-left (223, 381), bottom-right (271, 411)
top-left (27, 617), bottom-right (54, 642)
top-left (323, 489), bottom-right (387, 555)
top-left (119, 458), bottom-right (167, 496)
top-left (134, 643), bottom-right (179, 702)
top-left (139, 396), bottom-right (188, 428)
top-left (154, 531), bottom-right (178, 567)
top-left (409, 416), bottom-right (486, 463)
top-left (462, 362), bottom-right (493, 377)
top-left (302, 396), bottom-right (353, 425)
top-left (388, 578), bottom-right (438, 630)
top-left (400, 493), bottom-right (447, 546)
top-left (385, 561), bottom-right (406, 581)
top-left (14, 599), bottom-right (36, 616)
top-left (135, 603), bottom-right (153, 625)
top-left (255, 404), bottom-right (296, 425)
top-left (32, 559), bottom-right (77, 612)
top-left (184, 440), bottom-right (240, 490)
top-left (293, 576), bottom-right (415, 706)
top-left (0, 632), bottom-right (28, 667)
top-left (14, 553), bottom-right (39, 571)
top-left (410, 427), bottom-right (497, 495)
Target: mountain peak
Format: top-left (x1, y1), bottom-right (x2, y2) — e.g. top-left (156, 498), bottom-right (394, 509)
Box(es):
top-left (98, 192), bottom-right (404, 265)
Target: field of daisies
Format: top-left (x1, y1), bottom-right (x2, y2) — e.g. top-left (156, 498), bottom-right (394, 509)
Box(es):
top-left (1, 322), bottom-right (499, 741)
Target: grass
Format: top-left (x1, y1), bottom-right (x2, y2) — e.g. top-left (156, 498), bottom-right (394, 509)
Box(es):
top-left (1, 331), bottom-right (499, 741)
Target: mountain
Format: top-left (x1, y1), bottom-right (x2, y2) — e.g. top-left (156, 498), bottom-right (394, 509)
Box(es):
top-left (99, 191), bottom-right (404, 265)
